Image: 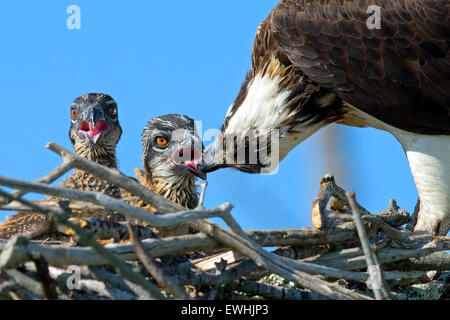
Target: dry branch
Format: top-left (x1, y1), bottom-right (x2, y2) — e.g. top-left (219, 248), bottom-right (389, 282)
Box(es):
top-left (0, 174), bottom-right (234, 229)
top-left (302, 236), bottom-right (450, 271)
top-left (312, 175), bottom-right (372, 229)
top-left (0, 190), bottom-right (166, 300)
top-left (384, 252), bottom-right (450, 272)
top-left (4, 269), bottom-right (47, 298)
top-left (347, 191), bottom-right (390, 300)
top-left (1, 143), bottom-right (448, 300)
top-left (127, 222), bottom-right (189, 300)
top-left (1, 144), bottom-right (371, 300)
top-left (188, 220), bottom-right (373, 300)
top-left (30, 252), bottom-right (58, 299)
top-left (42, 266), bottom-right (140, 300)
top-left (221, 278), bottom-right (328, 300)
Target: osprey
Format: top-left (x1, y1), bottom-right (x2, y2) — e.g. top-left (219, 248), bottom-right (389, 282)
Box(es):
top-left (134, 114), bottom-right (206, 210)
top-left (199, 0), bottom-right (450, 235)
top-left (1, 93), bottom-right (124, 239)
top-left (124, 114), bottom-right (206, 237)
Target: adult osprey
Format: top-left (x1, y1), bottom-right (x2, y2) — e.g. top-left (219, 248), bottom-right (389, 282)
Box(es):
top-left (199, 0), bottom-right (450, 235)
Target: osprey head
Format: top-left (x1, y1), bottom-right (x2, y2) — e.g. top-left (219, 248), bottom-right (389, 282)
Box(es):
top-left (142, 114), bottom-right (206, 181)
top-left (69, 93), bottom-right (122, 157)
top-left (199, 57), bottom-right (323, 175)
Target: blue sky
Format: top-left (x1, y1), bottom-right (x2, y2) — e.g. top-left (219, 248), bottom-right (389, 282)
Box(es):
top-left (0, 1), bottom-right (418, 231)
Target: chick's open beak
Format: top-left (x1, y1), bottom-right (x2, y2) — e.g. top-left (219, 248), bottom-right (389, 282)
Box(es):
top-left (78, 107), bottom-right (110, 143)
top-left (174, 147), bottom-right (207, 180)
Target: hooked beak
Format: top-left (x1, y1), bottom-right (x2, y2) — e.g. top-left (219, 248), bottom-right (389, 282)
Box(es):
top-left (79, 107), bottom-right (110, 143)
top-left (174, 147), bottom-right (207, 180)
top-left (197, 146), bottom-right (223, 173)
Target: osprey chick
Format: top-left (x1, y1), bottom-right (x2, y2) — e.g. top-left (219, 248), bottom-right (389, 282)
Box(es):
top-left (139, 114), bottom-right (206, 208)
top-left (1, 93), bottom-right (123, 239)
top-left (126, 114), bottom-right (206, 237)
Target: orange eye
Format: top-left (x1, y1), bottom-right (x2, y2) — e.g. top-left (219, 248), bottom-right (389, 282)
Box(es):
top-left (156, 137), bottom-right (168, 147)
top-left (109, 107), bottom-right (117, 117)
top-left (71, 109), bottom-right (78, 118)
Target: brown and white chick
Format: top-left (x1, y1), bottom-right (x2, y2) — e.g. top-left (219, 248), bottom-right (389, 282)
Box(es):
top-left (0, 93), bottom-right (123, 240)
top-left (129, 114), bottom-right (206, 236)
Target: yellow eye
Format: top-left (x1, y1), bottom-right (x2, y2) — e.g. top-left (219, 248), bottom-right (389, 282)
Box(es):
top-left (156, 137), bottom-right (168, 147)
top-left (71, 109), bottom-right (78, 118)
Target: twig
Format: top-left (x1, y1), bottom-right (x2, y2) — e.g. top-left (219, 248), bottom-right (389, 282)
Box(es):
top-left (312, 175), bottom-right (372, 229)
top-left (46, 143), bottom-right (250, 239)
top-left (23, 261), bottom-right (149, 300)
top-left (303, 237), bottom-right (450, 271)
top-left (164, 260), bottom-right (325, 300)
top-left (0, 271), bottom-right (43, 300)
top-left (376, 199), bottom-right (411, 228)
top-left (5, 269), bottom-right (46, 298)
top-left (30, 252), bottom-right (58, 299)
top-left (2, 225), bottom-right (448, 275)
top-left (196, 181), bottom-right (208, 209)
top-left (347, 191), bottom-right (390, 300)
top-left (85, 266), bottom-right (153, 300)
top-left (371, 244), bottom-right (391, 298)
top-left (36, 144), bottom-right (373, 298)
top-left (0, 153), bottom-right (372, 299)
top-left (328, 213), bottom-right (413, 244)
top-left (127, 222), bottom-right (189, 300)
top-left (384, 252), bottom-right (450, 272)
top-left (0, 228), bottom-right (360, 269)
top-left (0, 189), bottom-right (166, 300)
top-left (221, 278), bottom-right (328, 300)
top-left (46, 142), bottom-right (190, 214)
top-left (42, 266), bottom-right (139, 300)
top-left (189, 220), bottom-right (373, 300)
top-left (1, 143), bottom-right (446, 300)
top-left (0, 278), bottom-right (22, 300)
top-left (0, 160), bottom-right (73, 205)
top-left (0, 174), bottom-right (234, 230)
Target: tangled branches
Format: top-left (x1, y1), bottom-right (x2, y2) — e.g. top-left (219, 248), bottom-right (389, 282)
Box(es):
top-left (0, 143), bottom-right (448, 300)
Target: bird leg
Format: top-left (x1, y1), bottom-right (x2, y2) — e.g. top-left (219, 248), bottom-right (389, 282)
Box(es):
top-left (394, 133), bottom-right (450, 236)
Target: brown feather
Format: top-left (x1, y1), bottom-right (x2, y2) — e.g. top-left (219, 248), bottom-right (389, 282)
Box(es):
top-left (266, 0), bottom-right (449, 134)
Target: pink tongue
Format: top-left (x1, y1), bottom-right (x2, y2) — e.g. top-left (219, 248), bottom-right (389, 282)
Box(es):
top-left (81, 120), bottom-right (109, 143)
top-left (185, 160), bottom-right (199, 172)
top-left (89, 120), bottom-right (108, 137)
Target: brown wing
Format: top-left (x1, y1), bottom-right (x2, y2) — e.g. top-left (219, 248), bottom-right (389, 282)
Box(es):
top-left (269, 0), bottom-right (450, 134)
top-left (57, 169), bottom-right (122, 199)
top-left (0, 211), bottom-right (51, 239)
